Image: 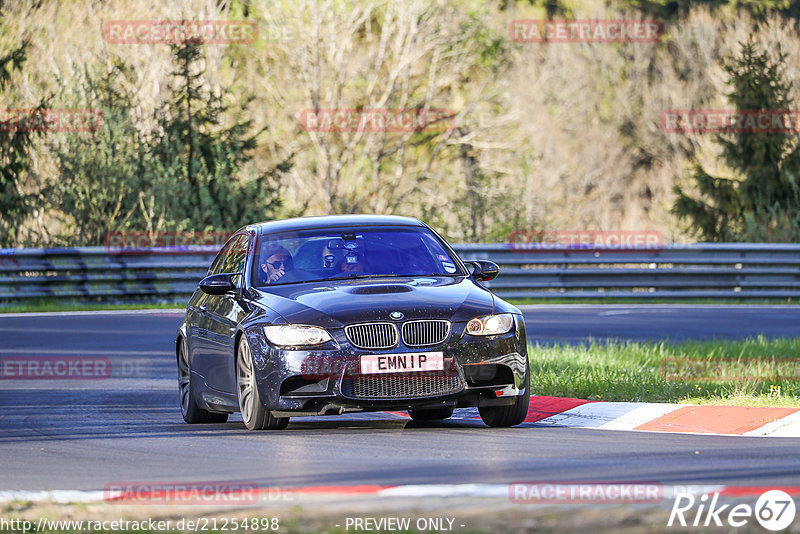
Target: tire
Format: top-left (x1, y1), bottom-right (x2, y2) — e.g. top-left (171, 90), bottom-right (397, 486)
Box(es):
top-left (478, 368), bottom-right (530, 428)
top-left (408, 407), bottom-right (454, 421)
top-left (178, 337), bottom-right (228, 424)
top-left (236, 335), bottom-right (289, 431)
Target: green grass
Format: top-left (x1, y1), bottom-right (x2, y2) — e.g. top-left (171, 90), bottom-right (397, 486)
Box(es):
top-left (529, 336), bottom-right (800, 407)
top-left (0, 299), bottom-right (184, 313)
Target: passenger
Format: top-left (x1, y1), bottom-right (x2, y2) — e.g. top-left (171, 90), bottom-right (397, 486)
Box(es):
top-left (259, 245), bottom-right (293, 284)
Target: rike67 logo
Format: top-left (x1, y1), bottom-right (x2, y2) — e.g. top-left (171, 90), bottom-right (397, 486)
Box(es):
top-left (668, 490), bottom-right (796, 530)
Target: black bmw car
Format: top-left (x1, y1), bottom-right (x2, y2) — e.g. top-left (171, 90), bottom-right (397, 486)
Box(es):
top-left (176, 215), bottom-right (530, 430)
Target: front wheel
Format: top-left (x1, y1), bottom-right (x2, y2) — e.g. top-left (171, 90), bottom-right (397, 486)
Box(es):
top-left (478, 369), bottom-right (530, 428)
top-left (178, 337), bottom-right (228, 424)
top-left (237, 335), bottom-right (289, 431)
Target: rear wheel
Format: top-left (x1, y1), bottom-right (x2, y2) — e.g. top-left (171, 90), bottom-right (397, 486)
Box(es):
top-left (178, 337), bottom-right (228, 424)
top-left (478, 369), bottom-right (530, 428)
top-left (408, 407), bottom-right (454, 421)
top-left (237, 335), bottom-right (289, 431)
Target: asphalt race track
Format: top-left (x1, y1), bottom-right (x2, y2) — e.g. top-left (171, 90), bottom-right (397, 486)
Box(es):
top-left (521, 304), bottom-right (800, 343)
top-left (1, 305), bottom-right (799, 492)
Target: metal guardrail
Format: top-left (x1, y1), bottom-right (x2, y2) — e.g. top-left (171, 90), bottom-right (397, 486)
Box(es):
top-left (0, 247), bottom-right (217, 302)
top-left (458, 243), bottom-right (800, 299)
top-left (1, 243), bottom-right (799, 303)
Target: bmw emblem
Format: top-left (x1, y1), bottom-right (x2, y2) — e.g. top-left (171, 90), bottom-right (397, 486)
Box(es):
top-left (389, 311), bottom-right (404, 320)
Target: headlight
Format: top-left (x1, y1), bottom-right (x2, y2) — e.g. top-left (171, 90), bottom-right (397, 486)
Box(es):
top-left (465, 313), bottom-right (514, 336)
top-left (263, 325), bottom-right (332, 347)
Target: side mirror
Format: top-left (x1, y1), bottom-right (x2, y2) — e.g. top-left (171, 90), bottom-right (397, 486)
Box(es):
top-left (466, 260), bottom-right (500, 282)
top-left (199, 273), bottom-right (238, 295)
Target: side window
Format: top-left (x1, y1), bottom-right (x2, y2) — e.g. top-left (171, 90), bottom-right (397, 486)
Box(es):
top-left (208, 239), bottom-right (234, 276)
top-left (219, 234), bottom-right (249, 274)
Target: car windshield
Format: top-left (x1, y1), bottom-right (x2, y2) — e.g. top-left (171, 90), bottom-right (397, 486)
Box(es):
top-left (252, 226), bottom-right (464, 286)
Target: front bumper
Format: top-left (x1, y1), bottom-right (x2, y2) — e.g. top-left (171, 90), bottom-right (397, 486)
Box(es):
top-left (244, 317), bottom-right (528, 415)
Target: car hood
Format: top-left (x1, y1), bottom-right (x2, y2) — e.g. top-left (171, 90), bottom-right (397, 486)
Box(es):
top-left (252, 276), bottom-right (495, 328)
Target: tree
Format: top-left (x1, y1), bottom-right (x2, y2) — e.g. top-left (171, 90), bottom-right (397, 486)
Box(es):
top-left (48, 62), bottom-right (148, 245)
top-left (50, 43), bottom-right (290, 245)
top-left (0, 40), bottom-right (42, 247)
top-left (672, 38), bottom-right (800, 241)
top-left (454, 132), bottom-right (528, 242)
top-left (150, 42), bottom-right (289, 233)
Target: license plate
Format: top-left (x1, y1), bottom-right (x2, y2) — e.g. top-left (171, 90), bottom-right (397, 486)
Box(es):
top-left (360, 352), bottom-right (444, 374)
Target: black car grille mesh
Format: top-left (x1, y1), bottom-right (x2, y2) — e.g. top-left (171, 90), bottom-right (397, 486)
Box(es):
top-left (341, 373), bottom-right (463, 399)
top-left (402, 320), bottom-right (451, 347)
top-left (344, 323), bottom-right (398, 349)
top-left (344, 320), bottom-right (451, 349)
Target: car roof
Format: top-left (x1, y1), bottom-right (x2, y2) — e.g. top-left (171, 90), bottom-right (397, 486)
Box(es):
top-left (244, 215), bottom-right (427, 236)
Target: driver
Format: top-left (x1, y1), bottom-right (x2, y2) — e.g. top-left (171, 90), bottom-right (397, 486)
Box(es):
top-left (259, 245), bottom-right (293, 284)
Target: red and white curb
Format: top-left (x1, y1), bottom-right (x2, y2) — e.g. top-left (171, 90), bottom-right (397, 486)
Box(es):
top-left (2, 484), bottom-right (800, 504)
top-left (520, 396), bottom-right (800, 437)
top-left (409, 396), bottom-right (800, 437)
